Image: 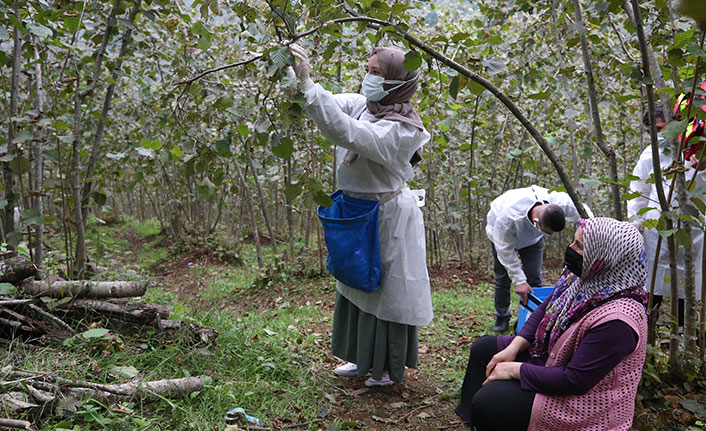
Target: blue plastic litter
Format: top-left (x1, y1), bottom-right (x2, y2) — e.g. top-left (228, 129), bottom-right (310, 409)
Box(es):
top-left (224, 407), bottom-right (261, 426)
top-left (318, 190), bottom-right (382, 293)
top-left (516, 286), bottom-right (554, 332)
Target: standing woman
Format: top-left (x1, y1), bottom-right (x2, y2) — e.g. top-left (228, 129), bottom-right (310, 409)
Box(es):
top-left (288, 43), bottom-right (433, 387)
top-left (456, 217), bottom-right (648, 430)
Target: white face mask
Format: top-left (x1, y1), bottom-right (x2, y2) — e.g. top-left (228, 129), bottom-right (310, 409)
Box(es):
top-left (361, 73), bottom-right (415, 102)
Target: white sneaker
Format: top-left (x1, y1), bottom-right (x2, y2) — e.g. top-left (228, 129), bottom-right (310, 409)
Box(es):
top-left (364, 372), bottom-right (394, 387)
top-left (334, 362), bottom-right (358, 377)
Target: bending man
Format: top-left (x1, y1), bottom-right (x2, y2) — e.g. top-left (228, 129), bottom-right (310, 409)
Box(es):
top-left (486, 185), bottom-right (590, 332)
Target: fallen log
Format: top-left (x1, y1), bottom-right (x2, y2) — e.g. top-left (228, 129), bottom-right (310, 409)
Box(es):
top-left (0, 418), bottom-right (31, 430)
top-left (20, 280), bottom-right (147, 298)
top-left (60, 299), bottom-right (170, 324)
top-left (0, 256), bottom-right (36, 284)
top-left (8, 370), bottom-right (204, 400)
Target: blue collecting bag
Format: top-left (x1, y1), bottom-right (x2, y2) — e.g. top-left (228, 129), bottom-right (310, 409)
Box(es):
top-left (318, 190), bottom-right (382, 293)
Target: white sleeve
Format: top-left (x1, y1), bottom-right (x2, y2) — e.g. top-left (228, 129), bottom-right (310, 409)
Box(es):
top-left (627, 159), bottom-right (653, 226)
top-left (557, 193), bottom-right (587, 223)
top-left (491, 217), bottom-right (526, 285)
top-left (303, 84), bottom-right (423, 167)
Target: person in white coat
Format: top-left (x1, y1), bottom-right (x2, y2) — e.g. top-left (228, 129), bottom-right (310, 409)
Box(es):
top-left (486, 186), bottom-right (589, 332)
top-left (627, 106), bottom-right (706, 326)
top-left (288, 44), bottom-right (433, 387)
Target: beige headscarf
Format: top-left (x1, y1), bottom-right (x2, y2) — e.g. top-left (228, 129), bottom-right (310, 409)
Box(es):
top-left (345, 47), bottom-right (424, 166)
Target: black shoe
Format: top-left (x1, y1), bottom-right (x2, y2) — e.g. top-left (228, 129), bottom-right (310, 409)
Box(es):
top-left (492, 316), bottom-right (510, 332)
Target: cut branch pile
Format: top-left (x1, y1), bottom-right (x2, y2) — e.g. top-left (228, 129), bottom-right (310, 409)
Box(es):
top-left (0, 366), bottom-right (205, 423)
top-left (0, 254), bottom-right (217, 425)
top-left (0, 254), bottom-right (217, 345)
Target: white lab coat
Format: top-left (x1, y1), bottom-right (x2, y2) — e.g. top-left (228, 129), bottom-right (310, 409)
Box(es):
top-left (303, 83), bottom-right (433, 326)
top-left (486, 186), bottom-right (589, 286)
top-left (627, 144), bottom-right (705, 299)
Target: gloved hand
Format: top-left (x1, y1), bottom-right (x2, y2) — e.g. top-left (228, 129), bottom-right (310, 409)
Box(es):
top-left (289, 43), bottom-right (314, 91)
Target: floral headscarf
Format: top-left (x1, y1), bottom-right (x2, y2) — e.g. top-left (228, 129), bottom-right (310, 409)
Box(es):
top-left (530, 217), bottom-right (648, 356)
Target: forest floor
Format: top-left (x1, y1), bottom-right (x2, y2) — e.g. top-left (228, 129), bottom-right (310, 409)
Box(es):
top-left (23, 217), bottom-right (703, 430)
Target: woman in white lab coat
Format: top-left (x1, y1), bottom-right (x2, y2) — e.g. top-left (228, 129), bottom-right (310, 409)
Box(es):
top-left (289, 44), bottom-right (433, 386)
top-left (627, 133), bottom-right (705, 314)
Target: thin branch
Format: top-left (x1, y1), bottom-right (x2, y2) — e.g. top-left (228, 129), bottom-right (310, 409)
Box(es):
top-left (174, 56), bottom-right (262, 86)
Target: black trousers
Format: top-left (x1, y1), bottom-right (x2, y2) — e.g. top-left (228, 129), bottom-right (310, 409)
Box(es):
top-left (455, 336), bottom-right (535, 431)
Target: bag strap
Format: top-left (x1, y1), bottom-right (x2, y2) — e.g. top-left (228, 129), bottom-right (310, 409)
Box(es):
top-left (380, 184), bottom-right (405, 205)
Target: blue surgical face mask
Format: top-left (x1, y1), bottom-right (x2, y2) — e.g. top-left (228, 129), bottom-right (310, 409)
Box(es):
top-left (361, 73), bottom-right (415, 102)
top-left (657, 132), bottom-right (668, 148)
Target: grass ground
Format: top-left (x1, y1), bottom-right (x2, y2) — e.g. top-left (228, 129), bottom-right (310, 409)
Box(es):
top-left (4, 218), bottom-right (706, 430)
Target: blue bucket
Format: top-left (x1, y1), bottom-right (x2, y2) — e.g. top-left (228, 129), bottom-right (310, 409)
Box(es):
top-left (516, 286), bottom-right (554, 332)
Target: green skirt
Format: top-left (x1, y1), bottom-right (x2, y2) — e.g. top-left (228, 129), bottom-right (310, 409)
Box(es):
top-left (331, 292), bottom-right (418, 382)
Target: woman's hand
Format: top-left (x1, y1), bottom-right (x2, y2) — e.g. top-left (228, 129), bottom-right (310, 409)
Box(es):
top-left (482, 362), bottom-right (522, 385)
top-left (486, 336), bottom-right (530, 377)
top-left (486, 346), bottom-right (519, 378)
top-left (288, 43), bottom-right (313, 91)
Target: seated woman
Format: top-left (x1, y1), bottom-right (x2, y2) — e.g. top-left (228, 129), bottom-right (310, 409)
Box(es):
top-left (455, 217), bottom-right (648, 431)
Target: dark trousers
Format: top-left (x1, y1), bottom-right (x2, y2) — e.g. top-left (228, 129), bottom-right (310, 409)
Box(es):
top-left (455, 336), bottom-right (535, 431)
top-left (491, 239), bottom-right (544, 318)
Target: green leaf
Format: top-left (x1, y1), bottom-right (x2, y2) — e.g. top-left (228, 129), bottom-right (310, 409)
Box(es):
top-left (197, 32), bottom-right (211, 50)
top-left (621, 191), bottom-right (641, 201)
top-left (12, 130), bottom-right (33, 144)
top-left (272, 136), bottom-right (294, 159)
top-left (171, 146), bottom-right (185, 158)
top-left (468, 80), bottom-right (485, 96)
top-left (109, 365), bottom-right (139, 379)
top-left (213, 95), bottom-right (233, 110)
top-left (81, 328), bottom-right (110, 339)
top-left (26, 23), bottom-right (52, 39)
top-left (680, 399), bottom-right (706, 418)
top-left (451, 32), bottom-right (469, 43)
top-left (269, 46), bottom-right (293, 70)
top-left (63, 16), bottom-right (80, 33)
top-left (91, 191), bottom-right (107, 206)
top-left (313, 190), bottom-right (333, 207)
top-left (658, 228), bottom-right (678, 239)
top-left (284, 182), bottom-right (302, 201)
top-left (662, 119), bottom-right (688, 140)
top-left (215, 137), bottom-right (231, 156)
top-left (0, 26), bottom-right (8, 40)
top-left (402, 50), bottom-right (422, 71)
top-left (0, 283), bottom-right (16, 295)
top-left (140, 138), bottom-right (162, 150)
top-left (528, 90), bottom-right (551, 100)
top-left (690, 196), bottom-right (706, 214)
top-left (675, 228), bottom-right (691, 246)
top-left (20, 209), bottom-right (43, 227)
top-left (236, 125), bottom-right (250, 137)
top-left (449, 75), bottom-right (460, 99)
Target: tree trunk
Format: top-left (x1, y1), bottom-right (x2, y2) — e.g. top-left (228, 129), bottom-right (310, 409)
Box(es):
top-left (676, 173), bottom-right (697, 353)
top-left (571, 0), bottom-right (622, 220)
top-left (70, 88), bottom-right (87, 277)
top-left (31, 37), bottom-right (45, 270)
top-left (631, 0), bottom-right (682, 348)
top-left (233, 159), bottom-right (263, 269)
top-left (244, 140), bottom-right (278, 267)
top-left (467, 95), bottom-right (480, 266)
top-left (81, 1), bottom-right (141, 220)
top-left (3, 2), bottom-right (21, 245)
